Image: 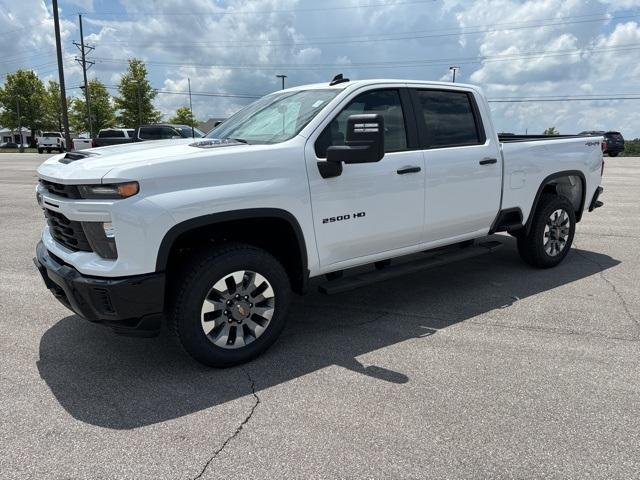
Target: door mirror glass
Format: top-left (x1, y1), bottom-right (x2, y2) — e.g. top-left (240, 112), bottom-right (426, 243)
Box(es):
top-left (327, 114), bottom-right (385, 164)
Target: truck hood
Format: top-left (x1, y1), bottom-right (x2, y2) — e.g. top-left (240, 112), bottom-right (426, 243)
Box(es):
top-left (37, 138), bottom-right (246, 183)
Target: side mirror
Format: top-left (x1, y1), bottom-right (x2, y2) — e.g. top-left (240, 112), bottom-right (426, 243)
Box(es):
top-left (318, 114), bottom-right (385, 179)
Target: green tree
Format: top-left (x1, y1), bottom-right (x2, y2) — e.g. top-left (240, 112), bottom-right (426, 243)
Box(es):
top-left (41, 80), bottom-right (70, 132)
top-left (113, 58), bottom-right (161, 127)
top-left (69, 79), bottom-right (116, 134)
top-left (169, 106), bottom-right (198, 127)
top-left (543, 127), bottom-right (559, 135)
top-left (0, 69), bottom-right (46, 145)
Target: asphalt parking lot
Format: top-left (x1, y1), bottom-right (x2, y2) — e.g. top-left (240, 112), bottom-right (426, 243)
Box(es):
top-left (1, 153), bottom-right (639, 479)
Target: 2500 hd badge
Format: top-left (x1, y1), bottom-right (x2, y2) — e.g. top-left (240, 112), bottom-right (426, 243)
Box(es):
top-left (322, 212), bottom-right (366, 224)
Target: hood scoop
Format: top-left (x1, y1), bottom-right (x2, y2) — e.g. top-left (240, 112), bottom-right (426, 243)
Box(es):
top-left (58, 151), bottom-right (98, 164)
top-left (190, 138), bottom-right (245, 149)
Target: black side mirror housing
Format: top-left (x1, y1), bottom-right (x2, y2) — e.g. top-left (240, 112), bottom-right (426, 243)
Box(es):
top-left (318, 114), bottom-right (385, 179)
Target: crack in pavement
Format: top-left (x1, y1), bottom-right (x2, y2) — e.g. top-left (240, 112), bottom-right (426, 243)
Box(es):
top-left (573, 245), bottom-right (639, 337)
top-left (191, 369), bottom-right (260, 480)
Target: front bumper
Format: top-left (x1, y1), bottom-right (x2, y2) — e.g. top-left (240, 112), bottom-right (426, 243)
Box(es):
top-left (34, 241), bottom-right (165, 336)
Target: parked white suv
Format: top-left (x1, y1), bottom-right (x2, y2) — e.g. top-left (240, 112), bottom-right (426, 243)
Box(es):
top-left (34, 77), bottom-right (604, 367)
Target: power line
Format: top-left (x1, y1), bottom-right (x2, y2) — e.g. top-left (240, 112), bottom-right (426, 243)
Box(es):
top-left (83, 0), bottom-right (438, 17)
top-left (489, 96), bottom-right (640, 103)
top-left (93, 12), bottom-right (640, 49)
top-left (88, 42), bottom-right (640, 73)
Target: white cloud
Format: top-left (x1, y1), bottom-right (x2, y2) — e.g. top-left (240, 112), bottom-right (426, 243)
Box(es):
top-left (2, 0), bottom-right (640, 137)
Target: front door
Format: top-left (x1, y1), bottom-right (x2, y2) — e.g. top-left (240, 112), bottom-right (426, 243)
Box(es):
top-left (306, 88), bottom-right (425, 269)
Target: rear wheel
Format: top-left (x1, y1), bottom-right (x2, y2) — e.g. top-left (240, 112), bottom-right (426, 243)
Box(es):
top-left (170, 243), bottom-right (291, 367)
top-left (517, 194), bottom-right (576, 268)
top-left (609, 152), bottom-right (618, 157)
top-left (37, 148), bottom-right (43, 154)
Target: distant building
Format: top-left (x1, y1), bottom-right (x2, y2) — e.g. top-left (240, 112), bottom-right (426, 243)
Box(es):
top-left (0, 126), bottom-right (32, 145)
top-left (197, 118), bottom-right (226, 134)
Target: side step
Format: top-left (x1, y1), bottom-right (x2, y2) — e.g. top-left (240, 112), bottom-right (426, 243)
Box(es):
top-left (318, 240), bottom-right (502, 295)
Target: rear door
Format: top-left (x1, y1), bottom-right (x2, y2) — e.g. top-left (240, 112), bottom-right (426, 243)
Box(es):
top-left (410, 88), bottom-right (502, 242)
top-left (306, 87), bottom-right (425, 268)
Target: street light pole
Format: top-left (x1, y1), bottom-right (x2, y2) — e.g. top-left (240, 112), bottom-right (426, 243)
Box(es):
top-left (136, 82), bottom-right (142, 127)
top-left (276, 74), bottom-right (287, 90)
top-left (188, 77), bottom-right (195, 138)
top-left (449, 66), bottom-right (460, 83)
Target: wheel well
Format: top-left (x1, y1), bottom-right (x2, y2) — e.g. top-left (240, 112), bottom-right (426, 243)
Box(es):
top-left (527, 172), bottom-right (585, 232)
top-left (162, 215), bottom-right (308, 294)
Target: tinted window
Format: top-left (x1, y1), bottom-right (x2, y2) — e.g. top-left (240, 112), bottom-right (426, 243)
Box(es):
top-left (139, 127), bottom-right (162, 140)
top-left (98, 129), bottom-right (125, 138)
top-left (415, 90), bottom-right (481, 148)
top-left (605, 132), bottom-right (623, 141)
top-left (43, 132), bottom-right (61, 137)
top-left (127, 130), bottom-right (135, 137)
top-left (315, 89), bottom-right (407, 158)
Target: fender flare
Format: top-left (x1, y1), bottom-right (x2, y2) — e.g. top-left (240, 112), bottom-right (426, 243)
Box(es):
top-left (525, 170), bottom-right (587, 234)
top-left (155, 208), bottom-right (308, 277)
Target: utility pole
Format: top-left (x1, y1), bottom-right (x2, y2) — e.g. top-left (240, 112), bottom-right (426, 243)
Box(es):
top-left (52, 0), bottom-right (72, 150)
top-left (449, 66), bottom-right (459, 83)
top-left (276, 74), bottom-right (287, 90)
top-left (188, 77), bottom-right (195, 138)
top-left (16, 98), bottom-right (23, 153)
top-left (74, 14), bottom-right (95, 137)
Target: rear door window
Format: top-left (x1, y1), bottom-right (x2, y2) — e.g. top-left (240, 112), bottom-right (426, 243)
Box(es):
top-left (139, 127), bottom-right (161, 140)
top-left (413, 90), bottom-right (484, 148)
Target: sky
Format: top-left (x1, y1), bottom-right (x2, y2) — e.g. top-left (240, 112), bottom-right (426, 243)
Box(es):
top-left (1, 0), bottom-right (640, 137)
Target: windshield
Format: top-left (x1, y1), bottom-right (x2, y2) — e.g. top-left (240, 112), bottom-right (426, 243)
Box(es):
top-left (175, 126), bottom-right (205, 138)
top-left (206, 89), bottom-right (339, 144)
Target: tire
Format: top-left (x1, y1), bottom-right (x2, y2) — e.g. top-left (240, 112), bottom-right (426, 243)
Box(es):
top-left (37, 148), bottom-right (43, 154)
top-left (517, 194), bottom-right (576, 268)
top-left (170, 243), bottom-right (291, 367)
top-left (609, 152), bottom-right (618, 157)
top-left (59, 147), bottom-right (65, 153)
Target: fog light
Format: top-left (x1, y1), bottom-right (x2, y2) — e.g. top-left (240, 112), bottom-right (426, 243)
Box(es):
top-left (103, 222), bottom-right (115, 238)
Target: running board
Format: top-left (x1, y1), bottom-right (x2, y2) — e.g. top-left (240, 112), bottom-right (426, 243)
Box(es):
top-left (318, 240), bottom-right (503, 295)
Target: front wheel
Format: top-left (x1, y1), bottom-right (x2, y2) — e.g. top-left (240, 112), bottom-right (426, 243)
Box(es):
top-left (170, 244), bottom-right (291, 367)
top-left (517, 194), bottom-right (576, 268)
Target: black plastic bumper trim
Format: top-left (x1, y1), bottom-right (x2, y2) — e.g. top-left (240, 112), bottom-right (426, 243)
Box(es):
top-left (589, 186), bottom-right (604, 211)
top-left (34, 241), bottom-right (165, 335)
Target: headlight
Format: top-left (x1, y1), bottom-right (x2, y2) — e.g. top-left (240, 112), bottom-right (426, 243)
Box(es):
top-left (78, 182), bottom-right (139, 199)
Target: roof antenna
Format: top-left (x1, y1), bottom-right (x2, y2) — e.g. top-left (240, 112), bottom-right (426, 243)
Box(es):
top-left (329, 73), bottom-right (350, 86)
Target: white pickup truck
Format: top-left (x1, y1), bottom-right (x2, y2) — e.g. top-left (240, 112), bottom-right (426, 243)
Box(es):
top-left (37, 132), bottom-right (66, 153)
top-left (34, 77), bottom-right (604, 367)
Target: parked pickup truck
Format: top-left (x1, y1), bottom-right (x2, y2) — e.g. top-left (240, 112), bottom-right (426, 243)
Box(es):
top-left (34, 77), bottom-right (604, 367)
top-left (37, 132), bottom-right (66, 153)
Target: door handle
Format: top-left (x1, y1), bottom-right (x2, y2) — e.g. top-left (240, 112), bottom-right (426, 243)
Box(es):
top-left (479, 158), bottom-right (498, 165)
top-left (397, 166), bottom-right (421, 175)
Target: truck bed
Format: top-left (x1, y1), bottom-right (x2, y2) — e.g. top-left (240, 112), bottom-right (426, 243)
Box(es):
top-left (498, 134), bottom-right (590, 143)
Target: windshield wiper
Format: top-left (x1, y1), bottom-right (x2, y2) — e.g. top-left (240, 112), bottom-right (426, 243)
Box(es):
top-left (225, 137), bottom-right (249, 144)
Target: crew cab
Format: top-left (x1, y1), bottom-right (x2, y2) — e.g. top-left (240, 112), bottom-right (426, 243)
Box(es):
top-left (37, 132), bottom-right (66, 153)
top-left (34, 77), bottom-right (604, 367)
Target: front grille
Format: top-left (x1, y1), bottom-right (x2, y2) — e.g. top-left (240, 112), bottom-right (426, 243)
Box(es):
top-left (45, 209), bottom-right (92, 252)
top-left (39, 179), bottom-right (82, 199)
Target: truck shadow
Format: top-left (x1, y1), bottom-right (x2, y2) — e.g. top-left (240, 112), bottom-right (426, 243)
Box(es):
top-left (37, 237), bottom-right (620, 429)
